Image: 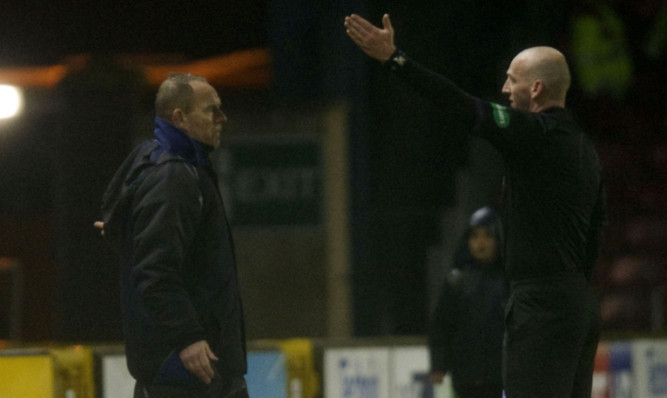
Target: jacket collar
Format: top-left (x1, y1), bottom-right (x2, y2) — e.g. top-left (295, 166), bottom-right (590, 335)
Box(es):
top-left (153, 117), bottom-right (211, 166)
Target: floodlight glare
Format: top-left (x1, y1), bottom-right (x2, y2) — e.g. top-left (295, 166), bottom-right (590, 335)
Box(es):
top-left (0, 85), bottom-right (23, 119)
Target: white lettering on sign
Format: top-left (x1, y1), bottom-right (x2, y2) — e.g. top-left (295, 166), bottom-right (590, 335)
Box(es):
top-left (235, 167), bottom-right (318, 203)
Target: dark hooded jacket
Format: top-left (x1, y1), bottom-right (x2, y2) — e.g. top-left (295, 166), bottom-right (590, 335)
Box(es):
top-left (101, 117), bottom-right (246, 384)
top-left (428, 207), bottom-right (507, 387)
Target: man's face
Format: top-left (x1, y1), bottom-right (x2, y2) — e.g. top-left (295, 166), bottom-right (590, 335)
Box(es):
top-left (468, 226), bottom-right (498, 265)
top-left (180, 81), bottom-right (227, 148)
top-left (501, 55), bottom-right (532, 111)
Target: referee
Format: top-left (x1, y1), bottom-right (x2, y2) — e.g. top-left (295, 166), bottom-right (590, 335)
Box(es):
top-left (344, 13), bottom-right (607, 398)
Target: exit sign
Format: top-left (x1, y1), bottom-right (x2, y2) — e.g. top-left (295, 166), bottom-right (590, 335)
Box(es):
top-left (216, 138), bottom-right (322, 226)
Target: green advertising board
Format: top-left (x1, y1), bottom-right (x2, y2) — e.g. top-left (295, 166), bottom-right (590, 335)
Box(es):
top-left (216, 138), bottom-right (321, 226)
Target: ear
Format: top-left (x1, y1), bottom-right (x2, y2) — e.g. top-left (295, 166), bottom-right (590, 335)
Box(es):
top-left (530, 80), bottom-right (544, 100)
top-left (171, 108), bottom-right (187, 128)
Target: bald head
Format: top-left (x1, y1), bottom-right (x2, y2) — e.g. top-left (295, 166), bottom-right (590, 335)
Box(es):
top-left (518, 47), bottom-right (570, 98)
top-left (503, 46), bottom-right (571, 112)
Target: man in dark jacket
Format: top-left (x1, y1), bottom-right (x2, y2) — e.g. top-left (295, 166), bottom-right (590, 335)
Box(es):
top-left (344, 14), bottom-right (606, 398)
top-left (100, 73), bottom-right (248, 398)
top-left (429, 206), bottom-right (507, 398)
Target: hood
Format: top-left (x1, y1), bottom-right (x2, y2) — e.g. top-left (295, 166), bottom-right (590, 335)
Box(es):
top-left (100, 140), bottom-right (160, 250)
top-left (452, 206), bottom-right (503, 272)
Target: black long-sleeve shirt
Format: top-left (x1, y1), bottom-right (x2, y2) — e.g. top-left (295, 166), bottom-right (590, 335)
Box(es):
top-left (385, 51), bottom-right (606, 281)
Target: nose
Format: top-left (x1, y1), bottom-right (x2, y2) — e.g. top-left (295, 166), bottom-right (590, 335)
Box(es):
top-left (216, 110), bottom-right (227, 124)
top-left (501, 79), bottom-right (510, 95)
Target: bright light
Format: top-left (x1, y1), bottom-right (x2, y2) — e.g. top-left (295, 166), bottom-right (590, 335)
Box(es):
top-left (0, 84), bottom-right (23, 119)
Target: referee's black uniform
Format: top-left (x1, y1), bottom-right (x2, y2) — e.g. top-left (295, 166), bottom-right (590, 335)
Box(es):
top-left (385, 50), bottom-right (607, 397)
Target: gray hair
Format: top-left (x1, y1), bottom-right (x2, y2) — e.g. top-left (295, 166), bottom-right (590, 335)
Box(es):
top-left (155, 73), bottom-right (208, 120)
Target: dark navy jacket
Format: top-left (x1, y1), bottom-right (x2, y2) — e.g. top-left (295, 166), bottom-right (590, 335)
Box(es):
top-left (429, 222), bottom-right (507, 386)
top-left (101, 118), bottom-right (246, 384)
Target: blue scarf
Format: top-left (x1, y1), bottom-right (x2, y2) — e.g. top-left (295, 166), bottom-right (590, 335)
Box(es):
top-left (153, 117), bottom-right (211, 167)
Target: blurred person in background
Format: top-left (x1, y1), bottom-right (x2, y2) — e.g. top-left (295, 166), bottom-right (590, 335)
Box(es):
top-left (429, 206), bottom-right (507, 398)
top-left (344, 13), bottom-right (606, 398)
top-left (98, 73), bottom-right (249, 398)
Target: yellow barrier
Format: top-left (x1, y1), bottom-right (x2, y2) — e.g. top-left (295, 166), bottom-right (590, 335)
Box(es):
top-left (274, 338), bottom-right (320, 398)
top-left (0, 345), bottom-right (95, 398)
top-left (0, 353), bottom-right (54, 397)
top-left (51, 346), bottom-right (95, 398)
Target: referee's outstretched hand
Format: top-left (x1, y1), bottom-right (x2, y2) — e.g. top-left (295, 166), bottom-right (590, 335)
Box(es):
top-left (344, 13), bottom-right (397, 63)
